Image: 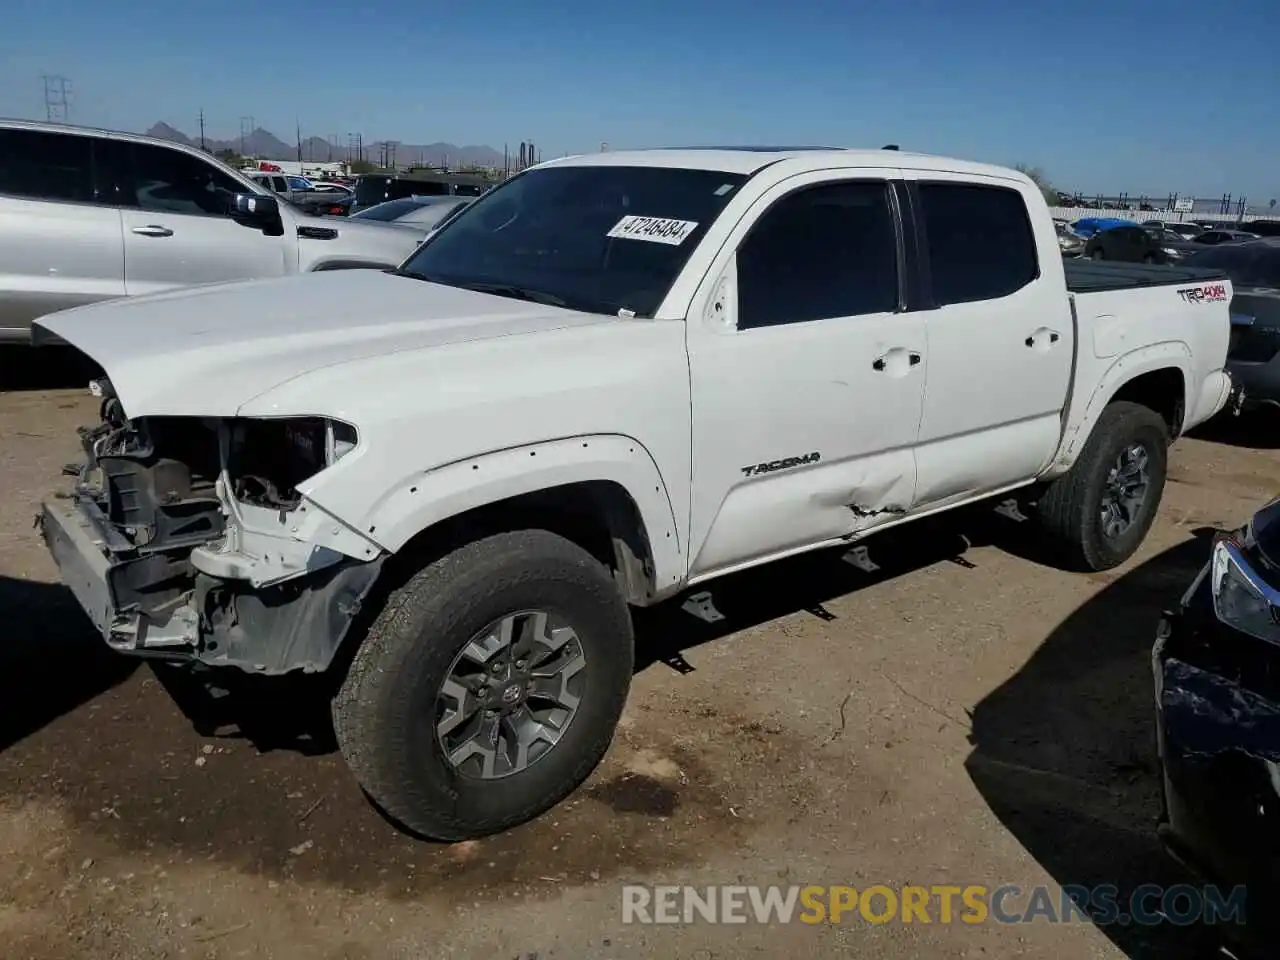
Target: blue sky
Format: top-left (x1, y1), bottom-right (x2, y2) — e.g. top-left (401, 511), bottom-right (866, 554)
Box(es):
top-left (2, 0), bottom-right (1277, 201)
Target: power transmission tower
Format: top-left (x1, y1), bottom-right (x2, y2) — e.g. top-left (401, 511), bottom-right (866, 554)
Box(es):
top-left (42, 74), bottom-right (71, 122)
top-left (239, 116), bottom-right (255, 157)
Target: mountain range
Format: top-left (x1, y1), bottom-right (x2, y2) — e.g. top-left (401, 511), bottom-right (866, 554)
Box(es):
top-left (143, 122), bottom-right (507, 169)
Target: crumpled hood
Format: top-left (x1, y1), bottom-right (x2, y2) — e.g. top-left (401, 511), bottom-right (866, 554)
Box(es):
top-left (34, 270), bottom-right (610, 417)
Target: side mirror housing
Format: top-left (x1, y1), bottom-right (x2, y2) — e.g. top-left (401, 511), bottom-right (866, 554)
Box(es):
top-left (229, 192), bottom-right (284, 236)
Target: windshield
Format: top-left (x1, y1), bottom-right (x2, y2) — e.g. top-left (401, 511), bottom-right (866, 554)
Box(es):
top-left (396, 165), bottom-right (748, 317)
top-left (1185, 245), bottom-right (1280, 288)
top-left (351, 197), bottom-right (436, 221)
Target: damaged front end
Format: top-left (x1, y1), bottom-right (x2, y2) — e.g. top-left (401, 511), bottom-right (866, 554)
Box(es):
top-left (37, 378), bottom-right (385, 674)
top-left (1153, 497), bottom-right (1280, 941)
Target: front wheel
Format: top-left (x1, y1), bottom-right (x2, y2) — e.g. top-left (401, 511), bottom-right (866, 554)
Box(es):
top-left (332, 529), bottom-right (634, 840)
top-left (1035, 401), bottom-right (1170, 571)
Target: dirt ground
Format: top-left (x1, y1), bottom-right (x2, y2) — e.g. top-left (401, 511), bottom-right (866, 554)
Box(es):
top-left (2, 347), bottom-right (1277, 960)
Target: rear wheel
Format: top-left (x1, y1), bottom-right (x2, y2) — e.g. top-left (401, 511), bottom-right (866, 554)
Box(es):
top-left (1036, 401), bottom-right (1170, 571)
top-left (332, 529), bottom-right (634, 840)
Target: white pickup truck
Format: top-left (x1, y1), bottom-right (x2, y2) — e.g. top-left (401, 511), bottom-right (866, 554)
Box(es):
top-left (33, 147), bottom-right (1235, 841)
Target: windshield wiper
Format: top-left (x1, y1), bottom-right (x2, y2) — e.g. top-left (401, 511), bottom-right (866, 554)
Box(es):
top-left (449, 280), bottom-right (568, 308)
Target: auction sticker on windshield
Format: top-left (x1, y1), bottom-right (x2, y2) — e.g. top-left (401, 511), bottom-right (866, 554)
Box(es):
top-left (607, 216), bottom-right (699, 245)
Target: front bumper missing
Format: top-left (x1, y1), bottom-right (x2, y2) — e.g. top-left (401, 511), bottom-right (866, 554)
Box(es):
top-left (38, 497), bottom-right (385, 674)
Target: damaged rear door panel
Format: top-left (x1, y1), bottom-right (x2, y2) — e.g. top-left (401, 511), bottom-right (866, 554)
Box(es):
top-left (685, 170), bottom-right (925, 579)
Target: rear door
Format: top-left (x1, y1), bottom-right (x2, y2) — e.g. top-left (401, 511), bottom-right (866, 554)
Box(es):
top-left (903, 174), bottom-right (1075, 508)
top-left (111, 141), bottom-right (292, 295)
top-left (0, 128), bottom-right (125, 340)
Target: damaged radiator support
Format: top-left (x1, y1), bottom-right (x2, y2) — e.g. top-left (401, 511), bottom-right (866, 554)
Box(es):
top-left (42, 398), bottom-right (389, 674)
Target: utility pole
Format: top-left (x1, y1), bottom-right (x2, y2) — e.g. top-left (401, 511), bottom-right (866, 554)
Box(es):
top-left (296, 119), bottom-right (302, 162)
top-left (42, 74), bottom-right (71, 122)
top-left (198, 108), bottom-right (206, 150)
top-left (239, 116), bottom-right (255, 158)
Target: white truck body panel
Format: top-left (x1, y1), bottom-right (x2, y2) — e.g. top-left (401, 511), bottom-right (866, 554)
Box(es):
top-left (35, 147), bottom-right (1234, 604)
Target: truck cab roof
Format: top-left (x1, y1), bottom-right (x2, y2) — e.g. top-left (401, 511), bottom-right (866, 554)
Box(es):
top-left (537, 146), bottom-right (1023, 183)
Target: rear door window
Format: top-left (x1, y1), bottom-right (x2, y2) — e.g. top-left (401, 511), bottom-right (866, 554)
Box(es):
top-left (917, 183), bottom-right (1039, 305)
top-left (0, 128), bottom-right (97, 203)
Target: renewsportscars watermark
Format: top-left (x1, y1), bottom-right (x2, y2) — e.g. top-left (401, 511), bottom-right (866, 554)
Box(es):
top-left (621, 883), bottom-right (1248, 927)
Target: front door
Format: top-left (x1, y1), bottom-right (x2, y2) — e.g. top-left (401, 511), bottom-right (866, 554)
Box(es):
top-left (686, 172), bottom-right (927, 580)
top-left (114, 141), bottom-right (291, 296)
top-left (903, 174), bottom-right (1075, 508)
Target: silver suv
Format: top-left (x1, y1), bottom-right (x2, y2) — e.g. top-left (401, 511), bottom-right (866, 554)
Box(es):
top-left (0, 120), bottom-right (430, 343)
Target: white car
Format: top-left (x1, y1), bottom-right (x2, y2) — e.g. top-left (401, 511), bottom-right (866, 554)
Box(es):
top-left (350, 196), bottom-right (472, 231)
top-left (35, 146), bottom-right (1235, 841)
top-left (0, 120), bottom-right (431, 343)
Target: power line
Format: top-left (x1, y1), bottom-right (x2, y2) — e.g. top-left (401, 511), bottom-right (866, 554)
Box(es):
top-left (42, 74), bottom-right (71, 123)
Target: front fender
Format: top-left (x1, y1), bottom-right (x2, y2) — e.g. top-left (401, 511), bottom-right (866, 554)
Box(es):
top-left (309, 434), bottom-right (687, 593)
top-left (1051, 341), bottom-right (1191, 473)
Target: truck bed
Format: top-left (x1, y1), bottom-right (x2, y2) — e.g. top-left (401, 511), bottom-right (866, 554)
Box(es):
top-left (1064, 259), bottom-right (1228, 294)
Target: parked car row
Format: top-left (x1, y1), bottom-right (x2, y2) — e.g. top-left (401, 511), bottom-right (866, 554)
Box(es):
top-left (246, 171), bottom-right (355, 217)
top-left (0, 120), bottom-right (435, 343)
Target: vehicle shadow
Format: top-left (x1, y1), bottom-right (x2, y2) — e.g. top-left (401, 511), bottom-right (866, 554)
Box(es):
top-left (0, 575), bottom-right (138, 752)
top-left (144, 514), bottom-right (984, 756)
top-left (3, 503), bottom-right (1038, 757)
top-left (0, 345), bottom-right (101, 393)
top-left (633, 512), bottom-right (990, 674)
top-left (965, 529), bottom-right (1230, 959)
top-left (1187, 408), bottom-right (1280, 450)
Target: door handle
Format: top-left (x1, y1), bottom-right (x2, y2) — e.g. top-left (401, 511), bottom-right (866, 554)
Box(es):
top-left (1025, 329), bottom-right (1062, 348)
top-left (872, 350), bottom-right (922, 372)
top-left (131, 225), bottom-right (174, 238)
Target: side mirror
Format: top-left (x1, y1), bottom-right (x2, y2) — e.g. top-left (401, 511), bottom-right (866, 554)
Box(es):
top-left (231, 192), bottom-right (278, 220)
top-left (229, 192), bottom-right (283, 236)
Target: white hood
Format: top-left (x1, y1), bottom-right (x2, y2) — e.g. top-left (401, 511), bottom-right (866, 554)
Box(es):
top-left (34, 270), bottom-right (610, 417)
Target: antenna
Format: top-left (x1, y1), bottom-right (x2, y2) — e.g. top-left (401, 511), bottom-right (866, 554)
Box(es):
top-left (42, 74), bottom-right (71, 123)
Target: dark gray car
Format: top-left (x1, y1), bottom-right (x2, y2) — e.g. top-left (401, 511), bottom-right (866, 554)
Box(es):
top-left (1184, 239), bottom-right (1280, 410)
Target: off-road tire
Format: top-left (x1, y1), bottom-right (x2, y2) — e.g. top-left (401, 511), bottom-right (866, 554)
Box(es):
top-left (1036, 401), bottom-right (1170, 572)
top-left (332, 529), bottom-right (634, 841)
